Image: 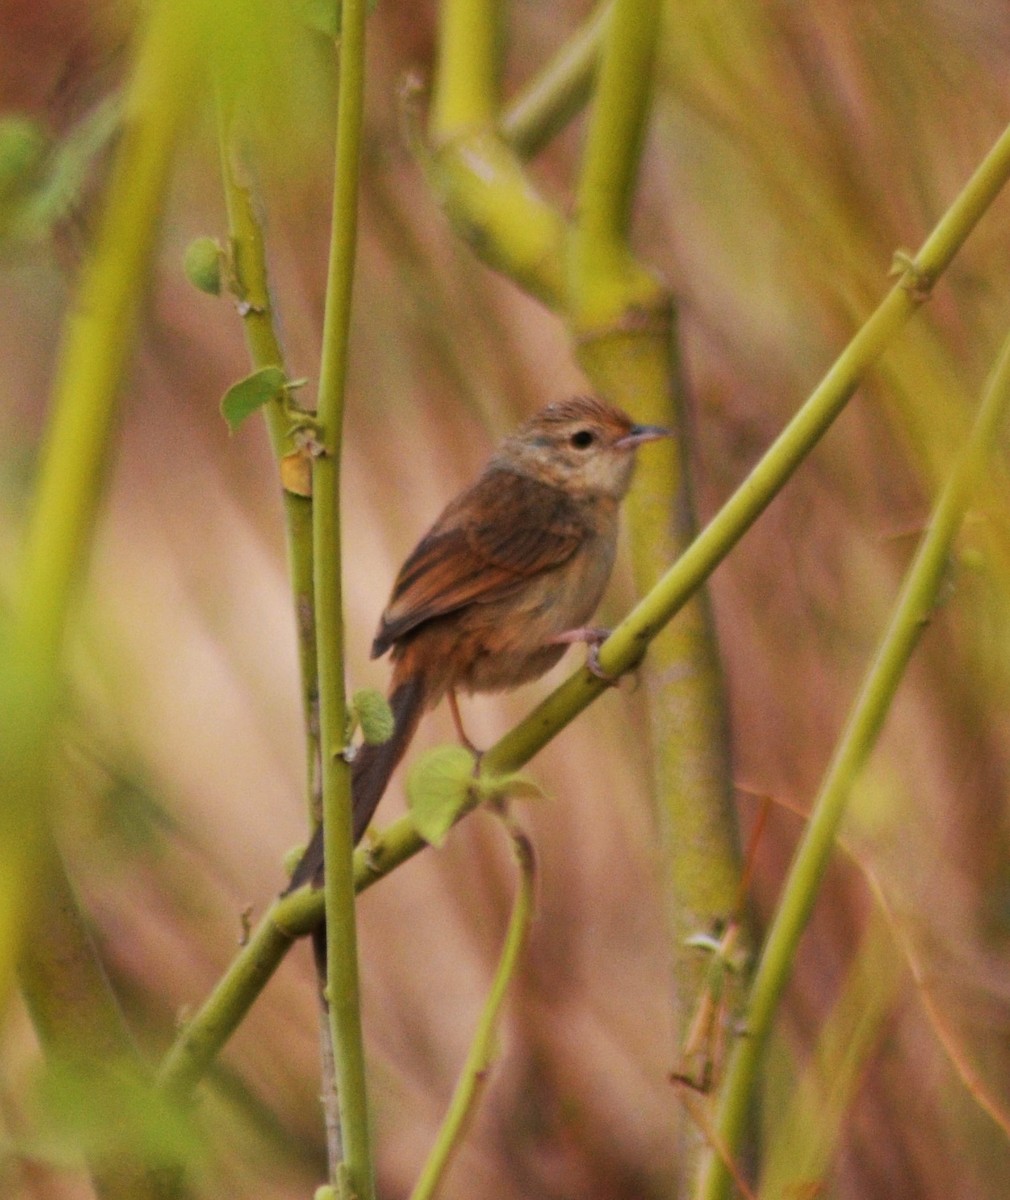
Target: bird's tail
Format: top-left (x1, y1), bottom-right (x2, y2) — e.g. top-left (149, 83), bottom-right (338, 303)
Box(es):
top-left (283, 671), bottom-right (427, 894)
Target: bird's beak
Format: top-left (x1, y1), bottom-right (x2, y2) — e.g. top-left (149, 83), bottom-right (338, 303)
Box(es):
top-left (615, 423), bottom-right (671, 450)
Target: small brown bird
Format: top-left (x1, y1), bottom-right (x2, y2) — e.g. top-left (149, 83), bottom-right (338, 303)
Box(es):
top-left (286, 395), bottom-right (668, 890)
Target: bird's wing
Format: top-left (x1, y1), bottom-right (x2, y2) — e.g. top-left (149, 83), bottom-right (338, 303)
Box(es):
top-left (372, 470), bottom-right (587, 655)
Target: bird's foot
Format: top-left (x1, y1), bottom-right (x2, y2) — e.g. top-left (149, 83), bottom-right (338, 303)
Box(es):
top-left (448, 688), bottom-right (483, 755)
top-left (550, 625), bottom-right (619, 684)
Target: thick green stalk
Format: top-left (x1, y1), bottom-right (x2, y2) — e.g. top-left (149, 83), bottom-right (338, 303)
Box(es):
top-left (430, 0), bottom-right (501, 132)
top-left (569, 14), bottom-right (737, 1187)
top-left (313, 0), bottom-right (373, 1192)
top-left (1, 3), bottom-right (197, 1196)
top-left (424, 129), bottom-right (569, 306)
top-left (695, 324), bottom-right (1010, 1200)
top-left (0, 0), bottom-right (196, 985)
top-left (569, 0), bottom-right (666, 328)
top-left (426, 0), bottom-right (568, 307)
top-left (409, 827), bottom-right (535, 1200)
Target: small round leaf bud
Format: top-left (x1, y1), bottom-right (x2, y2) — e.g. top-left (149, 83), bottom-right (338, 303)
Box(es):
top-left (183, 235), bottom-right (223, 295)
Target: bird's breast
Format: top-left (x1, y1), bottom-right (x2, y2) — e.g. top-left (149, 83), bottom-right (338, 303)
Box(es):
top-left (450, 521), bottom-right (618, 694)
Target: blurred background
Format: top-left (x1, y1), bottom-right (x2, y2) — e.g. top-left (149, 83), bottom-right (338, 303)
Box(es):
top-left (2, 0), bottom-right (1010, 1196)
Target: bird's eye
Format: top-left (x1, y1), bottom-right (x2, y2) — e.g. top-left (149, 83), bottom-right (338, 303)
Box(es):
top-left (569, 428), bottom-right (596, 449)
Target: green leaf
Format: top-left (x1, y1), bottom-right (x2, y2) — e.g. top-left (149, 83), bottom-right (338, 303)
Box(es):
top-left (407, 748), bottom-right (545, 845)
top-left (407, 745), bottom-right (477, 846)
top-left (351, 688), bottom-right (394, 745)
top-left (220, 366), bottom-right (287, 433)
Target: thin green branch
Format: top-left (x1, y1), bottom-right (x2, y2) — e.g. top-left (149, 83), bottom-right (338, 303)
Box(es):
top-left (215, 111), bottom-right (289, 454)
top-left (313, 0), bottom-right (373, 1193)
top-left (157, 117), bottom-right (1010, 1101)
top-left (499, 1), bottom-right (612, 160)
top-left (695, 323), bottom-right (1010, 1200)
top-left (410, 823), bottom-right (536, 1200)
top-left (215, 105), bottom-right (319, 823)
top-left (157, 915), bottom-right (296, 1099)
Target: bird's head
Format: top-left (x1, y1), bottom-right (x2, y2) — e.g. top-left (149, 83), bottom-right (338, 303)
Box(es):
top-left (496, 395), bottom-right (670, 499)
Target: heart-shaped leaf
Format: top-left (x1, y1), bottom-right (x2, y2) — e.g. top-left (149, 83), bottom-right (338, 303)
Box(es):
top-left (407, 745), bottom-right (477, 846)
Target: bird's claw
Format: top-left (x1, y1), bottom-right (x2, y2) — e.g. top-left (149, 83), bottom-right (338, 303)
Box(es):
top-left (585, 640), bottom-right (620, 685)
top-left (551, 626), bottom-right (620, 686)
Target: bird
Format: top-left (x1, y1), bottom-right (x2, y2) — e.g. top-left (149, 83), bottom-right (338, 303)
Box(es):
top-left (285, 395), bottom-right (668, 891)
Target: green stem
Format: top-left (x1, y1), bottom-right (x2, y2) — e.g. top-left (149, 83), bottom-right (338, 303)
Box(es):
top-left (500, 1), bottom-right (612, 160)
top-left (575, 0), bottom-right (659, 244)
top-left (155, 835), bottom-right (419, 1102)
top-left (157, 913), bottom-right (296, 1099)
top-left (313, 0), bottom-right (373, 1193)
top-left (215, 103), bottom-right (319, 822)
top-left (12, 0), bottom-right (192, 679)
top-left (409, 825), bottom-right (536, 1200)
top-left (695, 315), bottom-right (1010, 1200)
top-left (2, 3), bottom-right (195, 1196)
top-left (424, 128), bottom-right (569, 307)
top-left (567, 10), bottom-right (738, 1189)
top-left (0, 2), bottom-right (196, 980)
top-left (6, 0), bottom-right (188, 1003)
top-left (216, 112), bottom-right (289, 453)
top-left (430, 0), bottom-right (501, 134)
top-left (569, 0), bottom-right (665, 328)
top-left (426, 0), bottom-right (568, 307)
